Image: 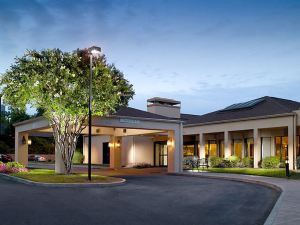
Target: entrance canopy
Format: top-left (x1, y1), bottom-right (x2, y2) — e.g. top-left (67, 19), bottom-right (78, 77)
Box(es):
top-left (14, 107), bottom-right (183, 173)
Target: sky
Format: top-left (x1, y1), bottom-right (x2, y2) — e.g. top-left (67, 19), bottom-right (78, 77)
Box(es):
top-left (1, 0), bottom-right (300, 115)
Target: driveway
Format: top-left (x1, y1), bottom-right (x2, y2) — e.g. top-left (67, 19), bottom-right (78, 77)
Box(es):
top-left (0, 175), bottom-right (279, 225)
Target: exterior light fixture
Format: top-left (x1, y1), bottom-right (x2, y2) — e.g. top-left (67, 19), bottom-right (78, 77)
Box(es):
top-left (108, 142), bottom-right (114, 148)
top-left (285, 158), bottom-right (290, 178)
top-left (27, 139), bottom-right (32, 145)
top-left (167, 138), bottom-right (173, 147)
top-left (87, 45), bottom-right (102, 181)
top-left (22, 136), bottom-right (27, 144)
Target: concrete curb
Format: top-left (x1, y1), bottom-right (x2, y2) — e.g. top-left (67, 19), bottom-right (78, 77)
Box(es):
top-left (169, 172), bottom-right (283, 225)
top-left (0, 173), bottom-right (126, 188)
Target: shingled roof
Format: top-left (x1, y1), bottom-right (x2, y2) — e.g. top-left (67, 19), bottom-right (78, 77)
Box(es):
top-left (183, 96), bottom-right (300, 125)
top-left (112, 106), bottom-right (173, 120)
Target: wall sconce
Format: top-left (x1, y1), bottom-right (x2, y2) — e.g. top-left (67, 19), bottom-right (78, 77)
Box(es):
top-left (167, 138), bottom-right (174, 147)
top-left (96, 128), bottom-right (101, 134)
top-left (108, 141), bottom-right (121, 148)
top-left (27, 139), bottom-right (32, 145)
top-left (123, 129), bottom-right (127, 134)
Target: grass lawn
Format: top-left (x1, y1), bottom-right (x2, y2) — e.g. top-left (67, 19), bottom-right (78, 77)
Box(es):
top-left (10, 169), bottom-right (123, 183)
top-left (193, 168), bottom-right (300, 179)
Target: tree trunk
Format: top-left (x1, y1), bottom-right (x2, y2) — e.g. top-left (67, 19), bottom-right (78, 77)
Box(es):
top-left (51, 114), bottom-right (86, 174)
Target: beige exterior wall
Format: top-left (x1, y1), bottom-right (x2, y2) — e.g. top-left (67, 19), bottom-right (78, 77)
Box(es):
top-left (184, 114), bottom-right (297, 169)
top-left (147, 104), bottom-right (181, 118)
top-left (83, 135), bottom-right (110, 164)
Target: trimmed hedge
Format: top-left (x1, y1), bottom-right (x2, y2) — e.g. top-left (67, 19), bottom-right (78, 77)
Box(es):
top-left (261, 156), bottom-right (280, 169)
top-left (72, 151), bottom-right (84, 164)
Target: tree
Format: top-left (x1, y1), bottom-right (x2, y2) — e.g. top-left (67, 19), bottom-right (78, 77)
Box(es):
top-left (0, 48), bottom-right (134, 173)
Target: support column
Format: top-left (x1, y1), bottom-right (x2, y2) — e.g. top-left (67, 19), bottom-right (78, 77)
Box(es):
top-left (199, 133), bottom-right (205, 159)
top-left (167, 126), bottom-right (182, 173)
top-left (110, 136), bottom-right (122, 169)
top-left (15, 131), bottom-right (28, 167)
top-left (288, 123), bottom-right (295, 170)
top-left (224, 131), bottom-right (231, 158)
top-left (253, 128), bottom-right (261, 168)
top-left (55, 146), bottom-right (66, 174)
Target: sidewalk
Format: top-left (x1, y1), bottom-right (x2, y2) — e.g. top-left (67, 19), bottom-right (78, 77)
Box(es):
top-left (180, 171), bottom-right (300, 225)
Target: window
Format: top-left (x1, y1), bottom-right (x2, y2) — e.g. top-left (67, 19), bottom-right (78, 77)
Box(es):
top-left (275, 136), bottom-right (288, 162)
top-left (183, 144), bottom-right (196, 156)
top-left (261, 137), bottom-right (271, 159)
top-left (218, 141), bottom-right (225, 158)
top-left (297, 136), bottom-right (300, 157)
top-left (232, 139), bottom-right (243, 158)
top-left (244, 138), bottom-right (254, 158)
top-left (205, 140), bottom-right (217, 158)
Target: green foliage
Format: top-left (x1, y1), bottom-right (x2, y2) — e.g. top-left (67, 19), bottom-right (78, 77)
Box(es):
top-left (183, 156), bottom-right (199, 169)
top-left (297, 156), bottom-right (300, 169)
top-left (6, 162), bottom-right (25, 168)
top-left (72, 150), bottom-right (84, 164)
top-left (261, 156), bottom-right (280, 169)
top-left (0, 141), bottom-right (12, 154)
top-left (242, 157), bottom-right (254, 168)
top-left (0, 48), bottom-right (134, 119)
top-left (28, 137), bottom-right (54, 154)
top-left (209, 156), bottom-right (223, 168)
top-left (223, 155), bottom-right (240, 168)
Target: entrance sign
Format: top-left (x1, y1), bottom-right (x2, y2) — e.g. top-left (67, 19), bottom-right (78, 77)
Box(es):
top-left (119, 118), bottom-right (140, 124)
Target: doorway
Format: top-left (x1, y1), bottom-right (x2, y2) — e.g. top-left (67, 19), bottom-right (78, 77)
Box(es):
top-left (154, 141), bottom-right (168, 167)
top-left (102, 142), bottom-right (110, 165)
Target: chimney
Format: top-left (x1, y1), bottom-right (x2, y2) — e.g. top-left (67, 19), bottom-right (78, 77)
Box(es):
top-left (147, 97), bottom-right (181, 118)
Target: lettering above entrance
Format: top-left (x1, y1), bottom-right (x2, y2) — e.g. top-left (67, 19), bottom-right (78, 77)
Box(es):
top-left (119, 118), bottom-right (141, 124)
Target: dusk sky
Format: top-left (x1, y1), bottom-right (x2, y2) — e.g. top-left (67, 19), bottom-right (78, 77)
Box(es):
top-left (1, 0), bottom-right (300, 115)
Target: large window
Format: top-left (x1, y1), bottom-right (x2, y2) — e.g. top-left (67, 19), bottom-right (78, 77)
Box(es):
top-left (297, 136), bottom-right (300, 157)
top-left (219, 141), bottom-right (225, 158)
top-left (205, 140), bottom-right (217, 158)
top-left (261, 137), bottom-right (272, 159)
top-left (183, 143), bottom-right (197, 157)
top-left (275, 136), bottom-right (288, 162)
top-left (232, 139), bottom-right (243, 159)
top-left (244, 138), bottom-right (254, 158)
top-left (154, 142), bottom-right (168, 167)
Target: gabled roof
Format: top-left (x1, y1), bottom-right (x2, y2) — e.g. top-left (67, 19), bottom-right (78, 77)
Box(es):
top-left (183, 96), bottom-right (300, 125)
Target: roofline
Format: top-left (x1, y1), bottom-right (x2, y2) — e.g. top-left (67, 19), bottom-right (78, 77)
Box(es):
top-left (108, 115), bottom-right (183, 124)
top-left (183, 112), bottom-right (296, 127)
top-left (14, 114), bottom-right (183, 127)
top-left (13, 116), bottom-right (47, 127)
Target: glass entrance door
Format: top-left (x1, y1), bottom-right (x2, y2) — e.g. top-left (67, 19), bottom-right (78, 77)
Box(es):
top-left (154, 142), bottom-right (168, 167)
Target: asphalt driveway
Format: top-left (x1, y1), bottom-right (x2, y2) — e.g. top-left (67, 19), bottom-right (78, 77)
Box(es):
top-left (0, 175), bottom-right (279, 225)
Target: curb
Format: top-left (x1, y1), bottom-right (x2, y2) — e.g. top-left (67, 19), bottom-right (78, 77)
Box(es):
top-left (169, 172), bottom-right (283, 225)
top-left (0, 173), bottom-right (126, 188)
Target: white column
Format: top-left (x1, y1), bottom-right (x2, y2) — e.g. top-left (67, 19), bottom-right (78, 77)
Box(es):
top-left (55, 146), bottom-right (66, 174)
top-left (288, 124), bottom-right (295, 170)
top-left (15, 131), bottom-right (28, 167)
top-left (199, 133), bottom-right (205, 159)
top-left (110, 136), bottom-right (122, 169)
top-left (167, 125), bottom-right (182, 173)
top-left (224, 131), bottom-right (231, 158)
top-left (253, 128), bottom-right (261, 168)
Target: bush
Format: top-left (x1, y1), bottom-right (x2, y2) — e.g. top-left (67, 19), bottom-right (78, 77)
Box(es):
top-left (209, 156), bottom-right (223, 168)
top-left (242, 157), bottom-right (254, 168)
top-left (183, 156), bottom-right (199, 169)
top-left (133, 163), bottom-right (152, 169)
top-left (0, 162), bottom-right (28, 174)
top-left (222, 155), bottom-right (240, 168)
top-left (6, 162), bottom-right (24, 168)
top-left (261, 156), bottom-right (280, 169)
top-left (72, 150), bottom-right (84, 164)
top-left (297, 156), bottom-right (300, 169)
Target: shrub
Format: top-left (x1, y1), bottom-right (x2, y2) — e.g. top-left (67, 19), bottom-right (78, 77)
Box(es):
top-left (261, 156), bottom-right (280, 169)
top-left (133, 163), bottom-right (152, 169)
top-left (0, 162), bottom-right (28, 173)
top-left (72, 150), bottom-right (84, 164)
top-left (209, 156), bottom-right (223, 168)
top-left (183, 156), bottom-right (199, 169)
top-left (6, 162), bottom-right (24, 168)
top-left (222, 155), bottom-right (240, 168)
top-left (297, 156), bottom-right (300, 169)
top-left (242, 157), bottom-right (254, 168)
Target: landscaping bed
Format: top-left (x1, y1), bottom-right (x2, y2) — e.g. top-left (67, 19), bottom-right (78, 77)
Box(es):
top-left (9, 169), bottom-right (123, 183)
top-left (195, 168), bottom-right (300, 179)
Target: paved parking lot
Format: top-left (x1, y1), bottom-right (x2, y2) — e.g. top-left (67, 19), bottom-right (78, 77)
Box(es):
top-left (0, 175), bottom-right (279, 225)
